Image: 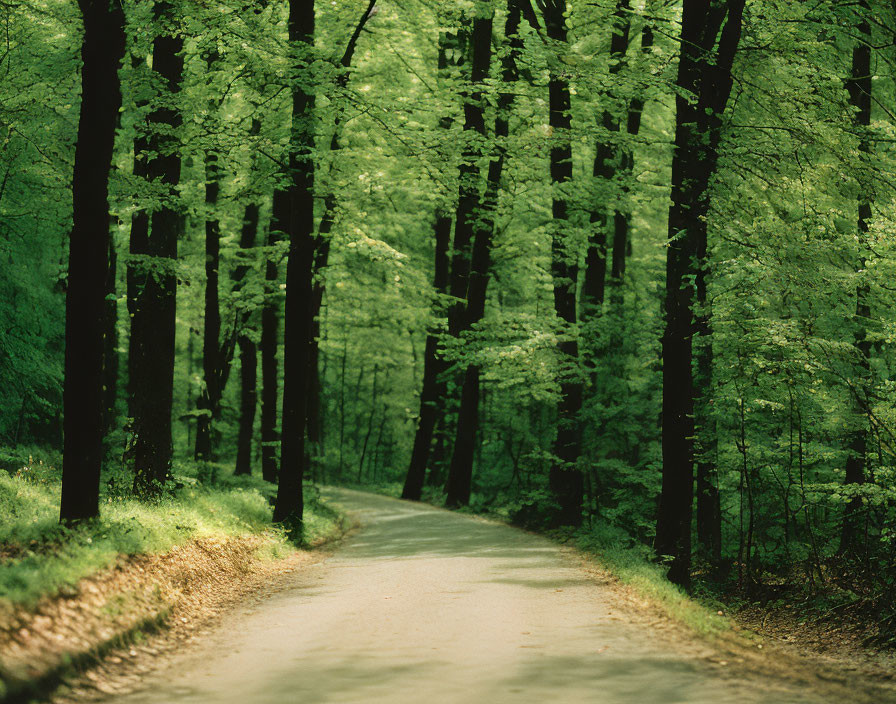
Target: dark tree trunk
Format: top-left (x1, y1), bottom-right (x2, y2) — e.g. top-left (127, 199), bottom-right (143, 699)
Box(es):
top-left (357, 365), bottom-right (380, 481)
top-left (656, 0), bottom-right (745, 588)
top-left (306, 195), bottom-right (334, 465)
top-left (130, 1), bottom-right (184, 496)
top-left (539, 0), bottom-right (583, 527)
top-left (402, 214), bottom-right (451, 500)
top-left (273, 0), bottom-right (316, 526)
top-left (403, 23), bottom-right (480, 501)
top-left (421, 29), bottom-right (473, 490)
top-left (306, 237), bottom-right (326, 458)
top-left (840, 12), bottom-right (872, 555)
top-left (60, 0), bottom-right (125, 523)
top-left (195, 147), bottom-right (222, 462)
top-left (235, 202), bottom-right (261, 476)
top-left (260, 193), bottom-right (286, 484)
top-left (445, 8), bottom-right (515, 509)
top-left (236, 337), bottom-right (258, 475)
top-left (610, 26), bottom-right (653, 305)
top-left (582, 0), bottom-right (630, 314)
top-left (583, 17), bottom-right (653, 332)
top-left (445, 25), bottom-right (476, 342)
top-left (694, 333), bottom-right (721, 566)
top-left (127, 51), bottom-right (149, 425)
top-left (445, 2), bottom-right (524, 508)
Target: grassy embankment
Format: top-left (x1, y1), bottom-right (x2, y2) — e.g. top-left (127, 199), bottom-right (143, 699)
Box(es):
top-left (0, 448), bottom-right (343, 611)
top-left (0, 449), bottom-right (346, 702)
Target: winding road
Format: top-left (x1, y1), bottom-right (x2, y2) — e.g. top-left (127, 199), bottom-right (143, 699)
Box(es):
top-left (114, 488), bottom-right (830, 703)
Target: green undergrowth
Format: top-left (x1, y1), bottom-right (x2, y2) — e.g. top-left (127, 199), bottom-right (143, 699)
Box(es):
top-left (0, 451), bottom-right (342, 610)
top-left (571, 524), bottom-right (732, 638)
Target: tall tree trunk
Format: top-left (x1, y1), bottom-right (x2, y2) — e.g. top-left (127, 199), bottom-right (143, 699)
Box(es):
top-left (610, 25), bottom-right (653, 305)
top-left (422, 28), bottom-right (473, 491)
top-left (273, 0), bottom-right (316, 526)
top-left (840, 10), bottom-right (872, 555)
top-left (445, 1), bottom-right (522, 508)
top-left (694, 332), bottom-right (721, 565)
top-left (131, 0), bottom-right (184, 495)
top-left (235, 201), bottom-right (261, 476)
top-left (127, 52), bottom-right (149, 426)
top-left (444, 10), bottom-right (502, 509)
top-left (260, 193), bottom-right (286, 484)
top-left (195, 146), bottom-right (221, 462)
top-left (60, 0), bottom-right (125, 522)
top-left (656, 0), bottom-right (745, 588)
top-left (402, 28), bottom-right (463, 501)
top-left (402, 215), bottom-right (451, 500)
top-left (582, 0), bottom-right (630, 315)
top-left (357, 365), bottom-right (380, 481)
top-left (539, 0), bottom-right (583, 527)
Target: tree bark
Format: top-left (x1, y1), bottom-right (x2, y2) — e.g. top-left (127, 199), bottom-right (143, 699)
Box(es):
top-left (195, 146), bottom-right (222, 462)
top-left (60, 0), bottom-right (125, 522)
top-left (444, 9), bottom-right (505, 509)
top-left (538, 0), bottom-right (583, 527)
top-left (582, 0), bottom-right (630, 314)
top-left (273, 0), bottom-right (316, 526)
top-left (260, 193), bottom-right (286, 484)
top-left (840, 10), bottom-right (872, 555)
top-left (445, 2), bottom-right (523, 508)
top-left (130, 0), bottom-right (184, 496)
top-left (582, 16), bottom-right (653, 327)
top-left (402, 28), bottom-right (465, 501)
top-left (126, 51), bottom-right (149, 425)
top-left (656, 0), bottom-right (745, 588)
top-left (235, 201), bottom-right (261, 476)
top-left (402, 214), bottom-right (451, 500)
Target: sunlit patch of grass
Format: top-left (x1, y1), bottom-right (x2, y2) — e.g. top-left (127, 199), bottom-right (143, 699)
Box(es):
top-left (0, 455), bottom-right (342, 610)
top-left (575, 524), bottom-right (732, 637)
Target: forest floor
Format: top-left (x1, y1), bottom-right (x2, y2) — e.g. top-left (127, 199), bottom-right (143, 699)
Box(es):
top-left (729, 599), bottom-right (896, 685)
top-left (43, 488), bottom-right (896, 704)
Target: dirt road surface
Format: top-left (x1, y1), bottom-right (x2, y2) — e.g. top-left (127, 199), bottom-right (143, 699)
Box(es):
top-left (111, 489), bottom-right (838, 704)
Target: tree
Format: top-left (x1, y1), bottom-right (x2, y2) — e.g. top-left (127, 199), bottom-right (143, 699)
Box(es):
top-left (401, 30), bottom-right (458, 502)
top-left (402, 211), bottom-right (451, 500)
top-left (260, 190), bottom-right (287, 485)
top-left (273, 0), bottom-right (316, 526)
top-left (582, 3), bottom-right (654, 314)
top-left (130, 0), bottom-right (185, 495)
top-left (59, 0), bottom-right (126, 522)
top-left (443, 10), bottom-right (495, 509)
top-left (839, 6), bottom-right (872, 555)
top-left (537, 0), bottom-right (583, 527)
top-left (656, 0), bottom-right (745, 587)
top-left (195, 59), bottom-right (223, 462)
top-left (234, 196), bottom-right (262, 476)
top-left (444, 0), bottom-right (524, 508)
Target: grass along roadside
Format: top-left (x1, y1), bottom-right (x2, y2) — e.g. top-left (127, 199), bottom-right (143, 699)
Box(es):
top-left (0, 453), bottom-right (349, 703)
top-left (0, 455), bottom-right (341, 612)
